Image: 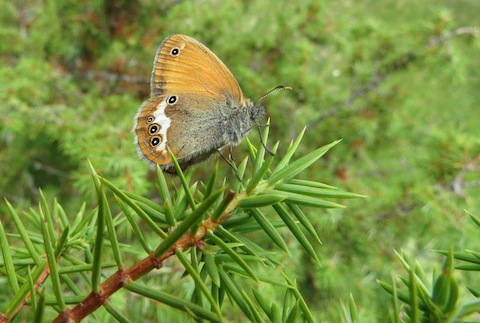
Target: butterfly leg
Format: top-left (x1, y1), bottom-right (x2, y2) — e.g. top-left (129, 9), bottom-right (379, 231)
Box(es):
top-left (217, 149), bottom-right (241, 181)
top-left (240, 123), bottom-right (274, 156)
top-left (228, 146), bottom-right (235, 165)
top-left (255, 123), bottom-right (275, 157)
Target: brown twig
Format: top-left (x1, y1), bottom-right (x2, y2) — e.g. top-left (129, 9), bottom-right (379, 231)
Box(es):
top-left (53, 190), bottom-right (237, 322)
top-left (0, 259), bottom-right (55, 323)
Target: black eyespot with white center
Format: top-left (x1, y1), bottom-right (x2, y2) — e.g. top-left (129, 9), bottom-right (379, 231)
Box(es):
top-left (150, 136), bottom-right (162, 147)
top-left (147, 116), bottom-right (154, 123)
top-left (167, 95), bottom-right (177, 105)
top-left (148, 123), bottom-right (160, 135)
top-left (171, 47), bottom-right (180, 56)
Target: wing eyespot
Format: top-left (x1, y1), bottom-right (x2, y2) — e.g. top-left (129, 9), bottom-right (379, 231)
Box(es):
top-left (171, 47), bottom-right (180, 56)
top-left (146, 116), bottom-right (155, 123)
top-left (150, 136), bottom-right (162, 147)
top-left (148, 123), bottom-right (161, 135)
top-left (167, 95), bottom-right (178, 105)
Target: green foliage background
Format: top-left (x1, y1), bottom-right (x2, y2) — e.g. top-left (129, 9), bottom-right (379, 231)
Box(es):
top-left (1, 0), bottom-right (479, 321)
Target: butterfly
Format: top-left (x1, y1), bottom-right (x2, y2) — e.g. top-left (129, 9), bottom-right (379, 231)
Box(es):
top-left (133, 34), bottom-right (288, 174)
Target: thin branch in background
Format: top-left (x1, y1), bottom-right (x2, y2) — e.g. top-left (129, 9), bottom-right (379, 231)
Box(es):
top-left (307, 26), bottom-right (480, 129)
top-left (374, 201), bottom-right (421, 223)
top-left (428, 27), bottom-right (480, 46)
top-left (83, 70), bottom-right (149, 95)
top-left (159, 0), bottom-right (185, 10)
top-left (83, 71), bottom-right (148, 85)
top-left (32, 162), bottom-right (69, 177)
top-left (450, 154), bottom-right (480, 196)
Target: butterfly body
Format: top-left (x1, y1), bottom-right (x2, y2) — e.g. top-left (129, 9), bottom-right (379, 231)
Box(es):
top-left (134, 34), bottom-right (265, 173)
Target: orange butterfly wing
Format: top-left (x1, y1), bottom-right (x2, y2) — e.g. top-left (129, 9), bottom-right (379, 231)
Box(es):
top-left (151, 34), bottom-right (245, 104)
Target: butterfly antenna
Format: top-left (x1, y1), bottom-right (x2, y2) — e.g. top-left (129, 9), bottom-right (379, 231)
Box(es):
top-left (252, 86), bottom-right (291, 155)
top-left (254, 85), bottom-right (292, 106)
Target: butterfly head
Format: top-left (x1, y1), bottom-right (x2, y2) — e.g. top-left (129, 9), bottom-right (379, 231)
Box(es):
top-left (226, 85), bottom-right (291, 146)
top-left (246, 99), bottom-right (266, 123)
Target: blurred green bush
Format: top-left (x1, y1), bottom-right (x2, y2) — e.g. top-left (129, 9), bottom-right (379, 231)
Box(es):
top-left (1, 0), bottom-right (479, 321)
